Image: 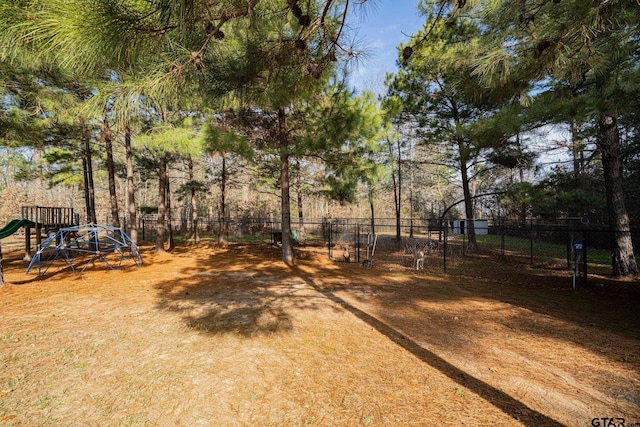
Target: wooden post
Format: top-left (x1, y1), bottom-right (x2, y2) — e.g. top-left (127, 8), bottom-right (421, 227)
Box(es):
top-left (24, 226), bottom-right (32, 261)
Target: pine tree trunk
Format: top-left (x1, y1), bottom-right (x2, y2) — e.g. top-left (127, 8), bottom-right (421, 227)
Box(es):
top-left (86, 137), bottom-right (97, 224)
top-left (391, 169), bottom-right (400, 241)
top-left (387, 137), bottom-right (402, 242)
top-left (599, 114), bottom-right (638, 277)
top-left (156, 156), bottom-right (167, 252)
top-left (279, 108), bottom-right (294, 264)
top-left (188, 157), bottom-right (199, 244)
top-left (396, 139), bottom-right (402, 242)
top-left (103, 118), bottom-right (120, 227)
top-left (82, 133), bottom-right (97, 224)
top-left (296, 160), bottom-right (305, 244)
top-left (368, 185), bottom-right (376, 235)
top-left (82, 157), bottom-right (91, 223)
top-left (409, 173), bottom-right (414, 238)
top-left (459, 142), bottom-right (477, 251)
top-left (166, 173), bottom-right (174, 251)
top-left (571, 120), bottom-right (584, 178)
top-left (218, 154), bottom-right (227, 245)
top-left (125, 124), bottom-right (138, 243)
top-left (281, 152), bottom-right (293, 264)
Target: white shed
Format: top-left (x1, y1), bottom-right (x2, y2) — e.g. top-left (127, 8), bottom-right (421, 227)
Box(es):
top-left (452, 219), bottom-right (488, 235)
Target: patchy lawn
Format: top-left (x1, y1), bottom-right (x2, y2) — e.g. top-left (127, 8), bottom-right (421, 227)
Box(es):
top-left (1, 242), bottom-right (638, 426)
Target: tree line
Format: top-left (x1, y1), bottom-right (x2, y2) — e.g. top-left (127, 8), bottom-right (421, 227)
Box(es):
top-left (1, 0), bottom-right (638, 278)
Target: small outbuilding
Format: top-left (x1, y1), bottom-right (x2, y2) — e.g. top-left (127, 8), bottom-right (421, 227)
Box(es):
top-left (451, 219), bottom-right (489, 235)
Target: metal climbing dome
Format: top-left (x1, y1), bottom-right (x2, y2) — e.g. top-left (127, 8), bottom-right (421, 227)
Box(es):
top-left (26, 224), bottom-right (142, 275)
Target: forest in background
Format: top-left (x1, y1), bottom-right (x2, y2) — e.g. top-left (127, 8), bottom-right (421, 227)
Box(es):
top-left (1, 0), bottom-right (638, 276)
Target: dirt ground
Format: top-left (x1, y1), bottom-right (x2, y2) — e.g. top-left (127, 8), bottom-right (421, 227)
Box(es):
top-left (1, 240), bottom-right (639, 426)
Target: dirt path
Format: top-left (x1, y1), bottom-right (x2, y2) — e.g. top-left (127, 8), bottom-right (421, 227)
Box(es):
top-left (1, 243), bottom-right (638, 426)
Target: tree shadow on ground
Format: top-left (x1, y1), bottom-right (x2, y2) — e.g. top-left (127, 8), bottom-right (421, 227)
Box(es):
top-left (366, 245), bottom-right (640, 356)
top-left (153, 243), bottom-right (341, 337)
top-left (149, 244), bottom-right (640, 426)
top-left (430, 254), bottom-right (640, 349)
top-left (323, 248), bottom-right (640, 420)
top-left (151, 242), bottom-right (574, 425)
top-left (293, 265), bottom-right (565, 427)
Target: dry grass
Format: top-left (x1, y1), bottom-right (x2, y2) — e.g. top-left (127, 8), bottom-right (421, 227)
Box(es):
top-left (1, 241), bottom-right (639, 426)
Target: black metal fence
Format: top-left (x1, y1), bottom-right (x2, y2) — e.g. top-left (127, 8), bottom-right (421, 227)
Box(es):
top-left (131, 216), bottom-right (637, 283)
top-left (133, 216), bottom-right (330, 245)
top-left (323, 217), bottom-right (638, 283)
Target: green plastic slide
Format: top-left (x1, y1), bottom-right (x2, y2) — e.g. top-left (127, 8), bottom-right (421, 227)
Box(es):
top-left (0, 219), bottom-right (35, 239)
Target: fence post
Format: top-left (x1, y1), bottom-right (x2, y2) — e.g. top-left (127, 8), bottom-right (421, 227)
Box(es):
top-left (567, 225), bottom-right (572, 270)
top-left (530, 218), bottom-right (534, 264)
top-left (500, 218), bottom-right (505, 257)
top-left (462, 229), bottom-right (466, 257)
top-left (356, 224), bottom-right (360, 264)
top-left (567, 218), bottom-right (578, 269)
top-left (443, 225), bottom-right (448, 274)
top-left (582, 229), bottom-right (588, 287)
top-left (328, 222), bottom-right (332, 260)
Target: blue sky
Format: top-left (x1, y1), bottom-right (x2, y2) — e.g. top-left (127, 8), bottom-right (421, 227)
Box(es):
top-left (348, 1), bottom-right (425, 94)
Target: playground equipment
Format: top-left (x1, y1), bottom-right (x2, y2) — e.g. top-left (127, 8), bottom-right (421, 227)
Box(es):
top-left (0, 219), bottom-right (35, 240)
top-left (26, 224), bottom-right (142, 276)
top-left (0, 206), bottom-right (81, 261)
top-left (21, 206), bottom-right (78, 252)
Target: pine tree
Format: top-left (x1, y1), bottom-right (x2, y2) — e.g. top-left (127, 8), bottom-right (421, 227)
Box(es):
top-left (475, 0), bottom-right (640, 276)
top-left (388, 12), bottom-right (527, 250)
